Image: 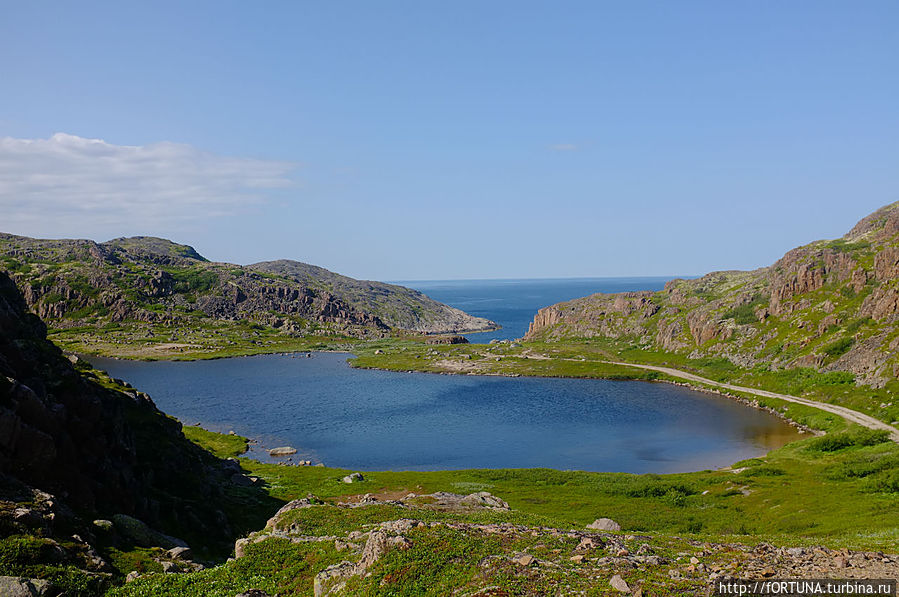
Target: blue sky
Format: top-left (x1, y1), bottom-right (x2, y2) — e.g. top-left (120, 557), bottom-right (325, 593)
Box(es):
top-left (1, 2), bottom-right (897, 280)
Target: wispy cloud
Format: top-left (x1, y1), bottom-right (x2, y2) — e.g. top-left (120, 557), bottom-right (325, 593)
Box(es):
top-left (0, 133), bottom-right (298, 235)
top-left (548, 143), bottom-right (578, 152)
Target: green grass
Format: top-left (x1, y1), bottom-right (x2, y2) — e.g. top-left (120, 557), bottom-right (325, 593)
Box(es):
top-left (106, 422), bottom-right (899, 596)
top-left (168, 424), bottom-right (899, 551)
top-left (0, 535), bottom-right (109, 597)
top-left (48, 320), bottom-right (364, 361)
top-left (182, 425), bottom-right (249, 458)
top-left (721, 294), bottom-right (768, 325)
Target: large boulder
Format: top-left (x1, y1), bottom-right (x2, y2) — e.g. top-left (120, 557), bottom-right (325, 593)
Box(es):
top-left (0, 577), bottom-right (55, 597)
top-left (587, 518), bottom-right (621, 532)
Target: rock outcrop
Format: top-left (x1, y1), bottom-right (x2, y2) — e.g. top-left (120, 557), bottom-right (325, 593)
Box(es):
top-left (525, 201), bottom-right (899, 387)
top-left (0, 234), bottom-right (497, 339)
top-left (0, 272), bottom-right (264, 591)
top-left (228, 490), bottom-right (899, 596)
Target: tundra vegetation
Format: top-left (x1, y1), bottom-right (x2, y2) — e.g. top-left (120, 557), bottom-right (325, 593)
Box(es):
top-left (3, 203), bottom-right (899, 594)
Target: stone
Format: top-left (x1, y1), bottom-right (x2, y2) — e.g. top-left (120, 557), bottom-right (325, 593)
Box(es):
top-left (0, 577), bottom-right (54, 596)
top-left (314, 562), bottom-right (355, 597)
top-left (161, 561), bottom-right (179, 573)
top-left (113, 514), bottom-right (179, 548)
top-left (125, 571), bottom-right (140, 583)
top-left (460, 491), bottom-right (510, 510)
top-left (234, 537), bottom-right (251, 559)
top-left (167, 546), bottom-right (193, 560)
top-left (268, 446), bottom-right (297, 457)
top-left (236, 591), bottom-right (272, 597)
top-left (342, 472), bottom-right (364, 483)
top-left (425, 335), bottom-right (469, 345)
top-left (513, 554), bottom-right (534, 566)
top-left (587, 518), bottom-right (621, 532)
top-left (610, 574), bottom-right (631, 592)
top-left (569, 554), bottom-right (584, 564)
top-left (92, 519), bottom-right (114, 532)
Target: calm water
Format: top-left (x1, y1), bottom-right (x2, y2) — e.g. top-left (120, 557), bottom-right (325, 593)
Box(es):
top-left (395, 277), bottom-right (674, 342)
top-left (92, 352), bottom-right (798, 474)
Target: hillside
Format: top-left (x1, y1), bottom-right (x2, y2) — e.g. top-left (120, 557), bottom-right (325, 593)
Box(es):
top-left (4, 252), bottom-right (899, 595)
top-left (0, 233), bottom-right (496, 355)
top-left (0, 271), bottom-right (275, 594)
top-left (525, 202), bottom-right (899, 389)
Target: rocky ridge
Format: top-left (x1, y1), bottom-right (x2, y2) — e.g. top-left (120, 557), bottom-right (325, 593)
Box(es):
top-left (525, 202), bottom-right (899, 387)
top-left (0, 233), bottom-right (496, 340)
top-left (0, 272), bottom-right (264, 592)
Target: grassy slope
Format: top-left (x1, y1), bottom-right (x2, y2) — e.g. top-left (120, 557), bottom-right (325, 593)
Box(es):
top-left (107, 424), bottom-right (899, 596)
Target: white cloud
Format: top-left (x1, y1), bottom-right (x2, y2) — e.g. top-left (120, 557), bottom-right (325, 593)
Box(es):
top-left (548, 143), bottom-right (578, 152)
top-left (0, 133), bottom-right (298, 236)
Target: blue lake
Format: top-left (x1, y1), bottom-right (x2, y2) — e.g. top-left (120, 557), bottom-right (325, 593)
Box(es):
top-left (92, 277), bottom-right (799, 473)
top-left (92, 352), bottom-right (799, 474)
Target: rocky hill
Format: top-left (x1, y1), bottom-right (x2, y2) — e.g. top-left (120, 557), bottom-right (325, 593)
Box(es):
top-left (0, 271), bottom-right (272, 593)
top-left (0, 233), bottom-right (496, 339)
top-left (526, 201), bottom-right (899, 387)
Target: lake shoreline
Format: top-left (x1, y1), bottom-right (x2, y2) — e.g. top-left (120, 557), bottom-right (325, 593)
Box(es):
top-left (92, 349), bottom-right (804, 475)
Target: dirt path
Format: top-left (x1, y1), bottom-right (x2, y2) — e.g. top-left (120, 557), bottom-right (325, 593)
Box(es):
top-left (604, 360), bottom-right (899, 442)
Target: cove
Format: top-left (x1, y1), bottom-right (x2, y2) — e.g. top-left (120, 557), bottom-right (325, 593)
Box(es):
top-left (91, 352), bottom-right (800, 474)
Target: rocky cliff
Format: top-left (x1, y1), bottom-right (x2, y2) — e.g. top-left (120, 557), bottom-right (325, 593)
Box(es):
top-left (0, 272), bottom-right (266, 591)
top-left (0, 234), bottom-right (496, 339)
top-left (525, 202), bottom-right (899, 387)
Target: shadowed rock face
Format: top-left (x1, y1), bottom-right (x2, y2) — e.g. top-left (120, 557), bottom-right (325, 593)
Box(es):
top-left (525, 201), bottom-right (899, 386)
top-left (0, 233), bottom-right (497, 336)
top-left (0, 272), bottom-right (246, 551)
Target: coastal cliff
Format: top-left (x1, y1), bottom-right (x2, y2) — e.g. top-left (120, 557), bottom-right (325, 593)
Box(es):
top-left (526, 202), bottom-right (899, 387)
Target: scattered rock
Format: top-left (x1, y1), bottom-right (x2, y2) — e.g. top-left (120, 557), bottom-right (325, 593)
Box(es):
top-left (610, 574), bottom-right (631, 592)
top-left (0, 577), bottom-right (54, 597)
top-left (460, 492), bottom-right (510, 510)
top-left (513, 553), bottom-right (534, 566)
top-left (112, 514), bottom-right (185, 549)
top-left (425, 335), bottom-right (469, 345)
top-left (587, 518), bottom-right (621, 532)
top-left (314, 562), bottom-right (356, 597)
top-left (167, 546), bottom-right (193, 560)
top-left (342, 472), bottom-right (364, 484)
top-left (268, 446), bottom-right (297, 457)
top-left (92, 519), bottom-right (114, 533)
